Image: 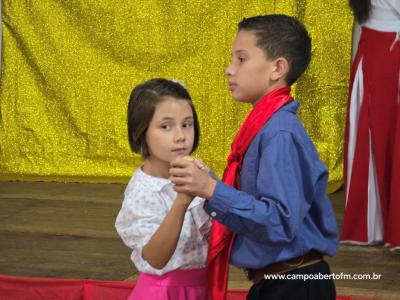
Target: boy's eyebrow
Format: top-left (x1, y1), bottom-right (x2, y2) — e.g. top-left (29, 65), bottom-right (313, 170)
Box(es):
top-left (158, 116), bottom-right (194, 121)
top-left (232, 49), bottom-right (248, 55)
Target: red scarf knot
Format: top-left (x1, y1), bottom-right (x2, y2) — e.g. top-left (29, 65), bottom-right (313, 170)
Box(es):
top-left (227, 152), bottom-right (241, 164)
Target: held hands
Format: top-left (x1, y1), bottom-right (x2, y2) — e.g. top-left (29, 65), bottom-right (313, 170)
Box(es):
top-left (170, 156), bottom-right (217, 199)
top-left (174, 157), bottom-right (203, 206)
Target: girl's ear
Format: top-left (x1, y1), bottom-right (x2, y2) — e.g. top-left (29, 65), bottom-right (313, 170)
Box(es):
top-left (271, 57), bottom-right (289, 82)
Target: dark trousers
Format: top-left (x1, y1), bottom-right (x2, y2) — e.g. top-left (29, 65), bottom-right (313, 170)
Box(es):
top-left (246, 260), bottom-right (336, 300)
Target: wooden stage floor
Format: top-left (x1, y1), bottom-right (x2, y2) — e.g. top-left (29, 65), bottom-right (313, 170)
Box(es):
top-left (0, 181), bottom-right (399, 299)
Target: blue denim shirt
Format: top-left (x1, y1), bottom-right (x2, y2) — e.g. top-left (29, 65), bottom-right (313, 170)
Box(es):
top-left (204, 101), bottom-right (339, 269)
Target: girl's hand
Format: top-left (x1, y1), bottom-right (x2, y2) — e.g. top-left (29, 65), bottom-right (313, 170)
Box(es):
top-left (175, 192), bottom-right (194, 206)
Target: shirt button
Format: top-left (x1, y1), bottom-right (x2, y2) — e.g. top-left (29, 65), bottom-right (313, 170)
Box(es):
top-left (210, 211), bottom-right (217, 218)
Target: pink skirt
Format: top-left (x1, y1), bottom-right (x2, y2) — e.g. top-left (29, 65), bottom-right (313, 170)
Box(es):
top-left (128, 268), bottom-right (210, 300)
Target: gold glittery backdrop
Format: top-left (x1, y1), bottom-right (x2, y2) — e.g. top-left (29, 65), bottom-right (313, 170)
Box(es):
top-left (0, 1), bottom-right (352, 192)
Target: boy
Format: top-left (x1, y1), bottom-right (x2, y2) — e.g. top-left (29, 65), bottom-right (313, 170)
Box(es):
top-left (170, 14), bottom-right (338, 300)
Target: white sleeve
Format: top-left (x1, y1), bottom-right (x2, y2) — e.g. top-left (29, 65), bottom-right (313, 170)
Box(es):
top-left (115, 188), bottom-right (167, 273)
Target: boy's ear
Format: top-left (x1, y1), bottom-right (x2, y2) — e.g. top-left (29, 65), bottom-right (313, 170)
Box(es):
top-left (271, 57), bottom-right (289, 81)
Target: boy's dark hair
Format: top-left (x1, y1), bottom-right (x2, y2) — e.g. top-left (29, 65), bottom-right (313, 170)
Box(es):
top-left (349, 0), bottom-right (371, 23)
top-left (127, 78), bottom-right (200, 158)
top-left (238, 14), bottom-right (311, 85)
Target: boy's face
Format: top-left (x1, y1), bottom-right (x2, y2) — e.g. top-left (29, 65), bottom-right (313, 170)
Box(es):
top-left (226, 30), bottom-right (277, 105)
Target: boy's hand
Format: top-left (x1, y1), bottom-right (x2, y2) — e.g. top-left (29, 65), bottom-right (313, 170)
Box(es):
top-left (170, 157), bottom-right (217, 199)
top-left (183, 156), bottom-right (209, 172)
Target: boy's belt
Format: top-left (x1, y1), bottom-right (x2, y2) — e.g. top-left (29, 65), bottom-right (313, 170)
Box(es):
top-left (244, 250), bottom-right (323, 284)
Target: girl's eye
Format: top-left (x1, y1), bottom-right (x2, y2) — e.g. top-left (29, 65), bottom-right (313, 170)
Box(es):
top-left (161, 124), bottom-right (171, 130)
top-left (183, 121), bottom-right (193, 128)
top-left (238, 57), bottom-right (245, 63)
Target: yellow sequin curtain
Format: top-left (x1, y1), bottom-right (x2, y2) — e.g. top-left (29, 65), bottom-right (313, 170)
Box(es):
top-left (0, 1), bottom-right (352, 192)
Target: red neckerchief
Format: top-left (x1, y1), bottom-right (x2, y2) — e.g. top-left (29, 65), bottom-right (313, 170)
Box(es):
top-left (207, 86), bottom-right (293, 300)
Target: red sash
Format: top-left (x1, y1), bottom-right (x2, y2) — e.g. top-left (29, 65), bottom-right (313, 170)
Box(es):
top-left (206, 87), bottom-right (293, 300)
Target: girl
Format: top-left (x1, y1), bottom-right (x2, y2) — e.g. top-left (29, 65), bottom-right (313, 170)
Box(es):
top-left (342, 0), bottom-right (400, 251)
top-left (115, 78), bottom-right (211, 299)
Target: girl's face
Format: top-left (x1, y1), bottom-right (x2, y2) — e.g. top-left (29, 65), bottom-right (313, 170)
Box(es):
top-left (143, 97), bottom-right (195, 178)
